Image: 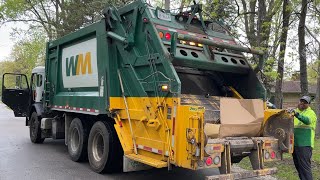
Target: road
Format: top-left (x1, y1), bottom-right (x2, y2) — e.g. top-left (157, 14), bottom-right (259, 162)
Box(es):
top-left (0, 103), bottom-right (273, 180)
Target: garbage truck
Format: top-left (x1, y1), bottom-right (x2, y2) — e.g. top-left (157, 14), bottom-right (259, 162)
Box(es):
top-left (1, 1), bottom-right (294, 179)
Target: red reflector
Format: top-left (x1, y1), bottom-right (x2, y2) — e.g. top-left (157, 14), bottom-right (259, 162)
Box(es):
top-left (265, 142), bottom-right (271, 147)
top-left (118, 121), bottom-right (123, 127)
top-left (165, 32), bottom-right (171, 40)
top-left (271, 151), bottom-right (276, 159)
top-left (213, 146), bottom-right (221, 151)
top-left (206, 157), bottom-right (213, 166)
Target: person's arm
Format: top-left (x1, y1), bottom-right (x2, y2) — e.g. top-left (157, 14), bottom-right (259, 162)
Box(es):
top-left (295, 112), bottom-right (311, 125)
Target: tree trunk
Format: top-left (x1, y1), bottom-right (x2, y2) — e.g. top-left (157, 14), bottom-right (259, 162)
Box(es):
top-left (275, 0), bottom-right (291, 108)
top-left (298, 0), bottom-right (308, 95)
top-left (316, 51), bottom-right (320, 135)
top-left (179, 0), bottom-right (186, 12)
top-left (165, 0), bottom-right (170, 11)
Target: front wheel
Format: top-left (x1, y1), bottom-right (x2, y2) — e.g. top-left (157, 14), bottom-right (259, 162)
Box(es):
top-left (29, 112), bottom-right (45, 143)
top-left (88, 121), bottom-right (123, 173)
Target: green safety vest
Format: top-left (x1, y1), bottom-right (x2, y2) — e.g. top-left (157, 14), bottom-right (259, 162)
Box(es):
top-left (294, 107), bottom-right (317, 148)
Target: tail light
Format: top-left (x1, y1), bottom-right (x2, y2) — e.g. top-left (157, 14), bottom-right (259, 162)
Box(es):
top-left (213, 156), bottom-right (220, 165)
top-left (271, 151), bottom-right (276, 159)
top-left (165, 32), bottom-right (171, 40)
top-left (205, 157), bottom-right (213, 166)
top-left (158, 32), bottom-right (164, 39)
top-left (265, 151), bottom-right (270, 159)
top-left (289, 134), bottom-right (294, 153)
top-left (290, 134), bottom-right (294, 145)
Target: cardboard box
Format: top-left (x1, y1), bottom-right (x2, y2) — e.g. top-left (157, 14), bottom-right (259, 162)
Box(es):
top-left (204, 123), bottom-right (220, 138)
top-left (204, 98), bottom-right (264, 138)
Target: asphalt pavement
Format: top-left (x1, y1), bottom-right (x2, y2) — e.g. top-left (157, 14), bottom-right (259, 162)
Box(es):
top-left (0, 102), bottom-right (273, 180)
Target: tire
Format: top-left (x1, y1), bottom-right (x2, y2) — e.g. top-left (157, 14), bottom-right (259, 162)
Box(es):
top-left (68, 118), bottom-right (88, 162)
top-left (29, 112), bottom-right (45, 144)
top-left (88, 121), bottom-right (123, 173)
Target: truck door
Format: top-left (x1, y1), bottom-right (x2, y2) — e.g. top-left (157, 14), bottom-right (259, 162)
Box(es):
top-left (2, 73), bottom-right (30, 117)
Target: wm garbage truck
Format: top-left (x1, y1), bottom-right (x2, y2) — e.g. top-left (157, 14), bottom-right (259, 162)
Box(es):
top-left (1, 1), bottom-right (293, 179)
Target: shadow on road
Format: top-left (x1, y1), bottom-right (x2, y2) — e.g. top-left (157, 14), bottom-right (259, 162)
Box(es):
top-left (38, 139), bottom-right (219, 180)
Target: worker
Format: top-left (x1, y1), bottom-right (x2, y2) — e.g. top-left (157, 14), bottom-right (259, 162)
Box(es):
top-left (292, 95), bottom-right (317, 180)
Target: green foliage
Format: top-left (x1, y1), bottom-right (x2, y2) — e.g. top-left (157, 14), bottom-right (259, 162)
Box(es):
top-left (0, 0), bottom-right (132, 39)
top-left (203, 0), bottom-right (237, 24)
top-left (0, 0), bottom-right (28, 19)
top-left (0, 33), bottom-right (46, 96)
top-left (308, 60), bottom-right (320, 84)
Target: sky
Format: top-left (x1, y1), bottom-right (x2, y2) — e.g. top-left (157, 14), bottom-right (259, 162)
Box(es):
top-left (0, 23), bottom-right (15, 62)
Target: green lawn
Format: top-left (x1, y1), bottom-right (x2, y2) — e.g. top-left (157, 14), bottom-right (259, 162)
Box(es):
top-left (238, 137), bottom-right (320, 180)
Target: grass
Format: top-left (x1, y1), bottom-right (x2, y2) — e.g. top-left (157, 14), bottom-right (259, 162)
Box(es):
top-left (238, 137), bottom-right (320, 179)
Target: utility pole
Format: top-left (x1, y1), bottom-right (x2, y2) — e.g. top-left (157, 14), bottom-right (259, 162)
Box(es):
top-left (165, 0), bottom-right (170, 11)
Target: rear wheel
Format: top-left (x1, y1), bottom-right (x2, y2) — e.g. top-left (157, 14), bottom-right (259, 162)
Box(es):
top-left (88, 120), bottom-right (123, 173)
top-left (68, 118), bottom-right (88, 162)
top-left (29, 112), bottom-right (45, 143)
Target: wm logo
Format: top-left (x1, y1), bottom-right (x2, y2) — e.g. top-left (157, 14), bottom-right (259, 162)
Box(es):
top-left (66, 52), bottom-right (92, 76)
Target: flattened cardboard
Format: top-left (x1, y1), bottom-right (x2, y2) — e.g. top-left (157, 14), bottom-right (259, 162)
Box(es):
top-left (204, 123), bottom-right (220, 138)
top-left (220, 98), bottom-right (264, 124)
top-left (219, 123), bottom-right (262, 138)
top-left (218, 98), bottom-right (264, 138)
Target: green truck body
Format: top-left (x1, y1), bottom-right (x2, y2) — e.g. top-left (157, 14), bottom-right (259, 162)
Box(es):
top-left (44, 0), bottom-right (265, 116)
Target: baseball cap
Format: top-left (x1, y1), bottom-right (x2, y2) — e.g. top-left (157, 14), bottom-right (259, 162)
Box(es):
top-left (300, 95), bottom-right (311, 104)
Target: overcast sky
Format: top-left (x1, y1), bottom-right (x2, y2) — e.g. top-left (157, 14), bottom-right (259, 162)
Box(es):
top-left (0, 23), bottom-right (15, 62)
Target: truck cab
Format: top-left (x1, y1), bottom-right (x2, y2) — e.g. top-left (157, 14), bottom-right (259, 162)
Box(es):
top-left (31, 66), bottom-right (45, 103)
top-left (2, 66), bottom-right (45, 118)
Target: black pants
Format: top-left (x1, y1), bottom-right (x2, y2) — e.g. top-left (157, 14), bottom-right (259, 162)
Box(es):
top-left (293, 146), bottom-right (313, 180)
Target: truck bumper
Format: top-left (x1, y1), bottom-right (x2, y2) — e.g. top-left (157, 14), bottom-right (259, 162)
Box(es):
top-left (206, 167), bottom-right (277, 180)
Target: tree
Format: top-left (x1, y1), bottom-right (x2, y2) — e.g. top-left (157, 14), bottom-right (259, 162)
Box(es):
top-left (0, 0), bottom-right (131, 40)
top-left (298, 0), bottom-right (309, 95)
top-left (237, 0), bottom-right (283, 95)
top-left (165, 0), bottom-right (170, 10)
top-left (304, 1), bottom-right (320, 134)
top-left (274, 0), bottom-right (292, 108)
top-left (316, 56), bottom-right (320, 135)
top-left (1, 33), bottom-right (46, 76)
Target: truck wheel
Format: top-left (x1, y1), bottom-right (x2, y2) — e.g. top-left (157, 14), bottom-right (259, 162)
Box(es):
top-left (68, 118), bottom-right (88, 162)
top-left (29, 112), bottom-right (45, 143)
top-left (88, 121), bottom-right (123, 173)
